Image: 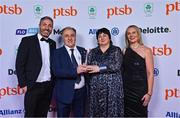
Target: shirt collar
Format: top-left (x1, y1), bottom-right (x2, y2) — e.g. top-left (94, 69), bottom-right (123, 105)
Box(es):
top-left (64, 45), bottom-right (77, 52)
top-left (37, 33), bottom-right (48, 41)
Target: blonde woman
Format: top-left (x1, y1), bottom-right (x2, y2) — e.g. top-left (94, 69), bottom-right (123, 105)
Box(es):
top-left (122, 25), bottom-right (154, 117)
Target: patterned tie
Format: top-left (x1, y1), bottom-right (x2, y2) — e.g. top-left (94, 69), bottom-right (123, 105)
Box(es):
top-left (70, 49), bottom-right (81, 84)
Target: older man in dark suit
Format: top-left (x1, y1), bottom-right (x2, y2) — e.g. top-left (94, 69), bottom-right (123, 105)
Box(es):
top-left (52, 27), bottom-right (87, 117)
top-left (16, 16), bottom-right (56, 117)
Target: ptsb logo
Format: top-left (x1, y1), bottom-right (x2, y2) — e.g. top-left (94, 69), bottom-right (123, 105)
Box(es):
top-left (165, 88), bottom-right (180, 100)
top-left (53, 6), bottom-right (77, 19)
top-left (0, 4), bottom-right (22, 15)
top-left (152, 44), bottom-right (172, 56)
top-left (166, 1), bottom-right (180, 15)
top-left (0, 86), bottom-right (25, 99)
top-left (107, 5), bottom-right (132, 19)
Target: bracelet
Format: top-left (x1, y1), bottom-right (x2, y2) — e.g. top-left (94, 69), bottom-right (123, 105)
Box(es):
top-left (147, 93), bottom-right (152, 96)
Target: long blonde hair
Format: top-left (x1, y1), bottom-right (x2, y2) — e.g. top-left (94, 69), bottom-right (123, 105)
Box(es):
top-left (125, 25), bottom-right (143, 48)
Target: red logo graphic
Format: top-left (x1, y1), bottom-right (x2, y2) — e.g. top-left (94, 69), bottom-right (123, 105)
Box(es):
top-left (166, 1), bottom-right (180, 15)
top-left (53, 6), bottom-right (77, 19)
top-left (0, 48), bottom-right (2, 56)
top-left (0, 86), bottom-right (25, 99)
top-left (0, 4), bottom-right (22, 15)
top-left (152, 44), bottom-right (172, 56)
top-left (107, 5), bottom-right (132, 19)
top-left (165, 88), bottom-right (180, 100)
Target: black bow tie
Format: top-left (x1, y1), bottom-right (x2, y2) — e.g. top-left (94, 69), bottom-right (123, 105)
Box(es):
top-left (40, 38), bottom-right (50, 43)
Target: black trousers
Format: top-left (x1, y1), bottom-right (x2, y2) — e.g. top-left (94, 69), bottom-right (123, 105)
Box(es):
top-left (24, 81), bottom-right (53, 117)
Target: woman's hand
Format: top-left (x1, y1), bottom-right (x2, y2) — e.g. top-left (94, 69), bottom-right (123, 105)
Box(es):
top-left (141, 93), bottom-right (151, 106)
top-left (86, 65), bottom-right (100, 73)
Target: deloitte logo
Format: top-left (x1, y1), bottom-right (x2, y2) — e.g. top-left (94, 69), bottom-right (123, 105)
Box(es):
top-left (139, 26), bottom-right (170, 34)
top-left (111, 27), bottom-right (119, 36)
top-left (8, 69), bottom-right (16, 75)
top-left (88, 6), bottom-right (97, 19)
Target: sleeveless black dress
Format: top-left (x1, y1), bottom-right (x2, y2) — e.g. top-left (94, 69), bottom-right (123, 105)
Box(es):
top-left (123, 47), bottom-right (148, 117)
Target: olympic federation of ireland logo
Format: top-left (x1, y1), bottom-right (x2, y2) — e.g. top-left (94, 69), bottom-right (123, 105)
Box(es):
top-left (144, 3), bottom-right (153, 17)
top-left (88, 6), bottom-right (97, 19)
top-left (34, 5), bottom-right (43, 18)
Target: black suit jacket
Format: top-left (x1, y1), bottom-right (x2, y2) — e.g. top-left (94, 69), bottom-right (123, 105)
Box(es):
top-left (52, 46), bottom-right (87, 103)
top-left (16, 34), bottom-right (56, 88)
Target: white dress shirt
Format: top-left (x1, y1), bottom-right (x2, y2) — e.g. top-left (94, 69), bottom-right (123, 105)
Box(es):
top-left (65, 45), bottom-right (85, 89)
top-left (36, 33), bottom-right (51, 82)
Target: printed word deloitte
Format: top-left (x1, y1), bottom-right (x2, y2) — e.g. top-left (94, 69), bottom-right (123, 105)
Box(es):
top-left (53, 6), bottom-right (77, 19)
top-left (107, 5), bottom-right (132, 19)
top-left (165, 88), bottom-right (180, 100)
top-left (140, 27), bottom-right (170, 34)
top-left (8, 69), bottom-right (16, 75)
top-left (0, 86), bottom-right (25, 99)
top-left (152, 44), bottom-right (172, 56)
top-left (178, 70), bottom-right (180, 76)
top-left (166, 1), bottom-right (180, 15)
top-left (0, 4), bottom-right (22, 15)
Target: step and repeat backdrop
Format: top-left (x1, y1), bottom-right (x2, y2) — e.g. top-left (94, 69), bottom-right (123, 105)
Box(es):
top-left (0, 0), bottom-right (180, 117)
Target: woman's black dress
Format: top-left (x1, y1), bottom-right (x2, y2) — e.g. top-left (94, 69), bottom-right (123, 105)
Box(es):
top-left (123, 47), bottom-right (148, 117)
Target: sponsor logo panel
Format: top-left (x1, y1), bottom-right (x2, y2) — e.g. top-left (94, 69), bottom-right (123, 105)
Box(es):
top-left (16, 28), bottom-right (38, 35)
top-left (53, 6), bottom-right (78, 19)
top-left (0, 109), bottom-right (24, 116)
top-left (165, 111), bottom-right (180, 118)
top-left (139, 26), bottom-right (171, 34)
top-left (152, 44), bottom-right (172, 56)
top-left (0, 86), bottom-right (25, 99)
top-left (154, 68), bottom-right (159, 77)
top-left (165, 88), bottom-right (180, 100)
top-left (33, 4), bottom-right (43, 18)
top-left (144, 3), bottom-right (153, 17)
top-left (178, 70), bottom-right (180, 76)
top-left (166, 1), bottom-right (180, 15)
top-left (0, 4), bottom-right (22, 15)
top-left (107, 5), bottom-right (133, 19)
top-left (88, 6), bottom-right (97, 19)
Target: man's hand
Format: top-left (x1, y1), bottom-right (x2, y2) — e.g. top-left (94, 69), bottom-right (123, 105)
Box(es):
top-left (77, 64), bottom-right (87, 74)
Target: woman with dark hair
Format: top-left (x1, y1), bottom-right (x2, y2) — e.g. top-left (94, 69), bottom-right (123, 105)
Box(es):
top-left (86, 28), bottom-right (124, 117)
top-left (123, 25), bottom-right (154, 117)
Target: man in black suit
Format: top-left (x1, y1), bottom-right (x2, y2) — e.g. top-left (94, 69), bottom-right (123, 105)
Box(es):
top-left (52, 27), bottom-right (87, 117)
top-left (16, 16), bottom-right (56, 117)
